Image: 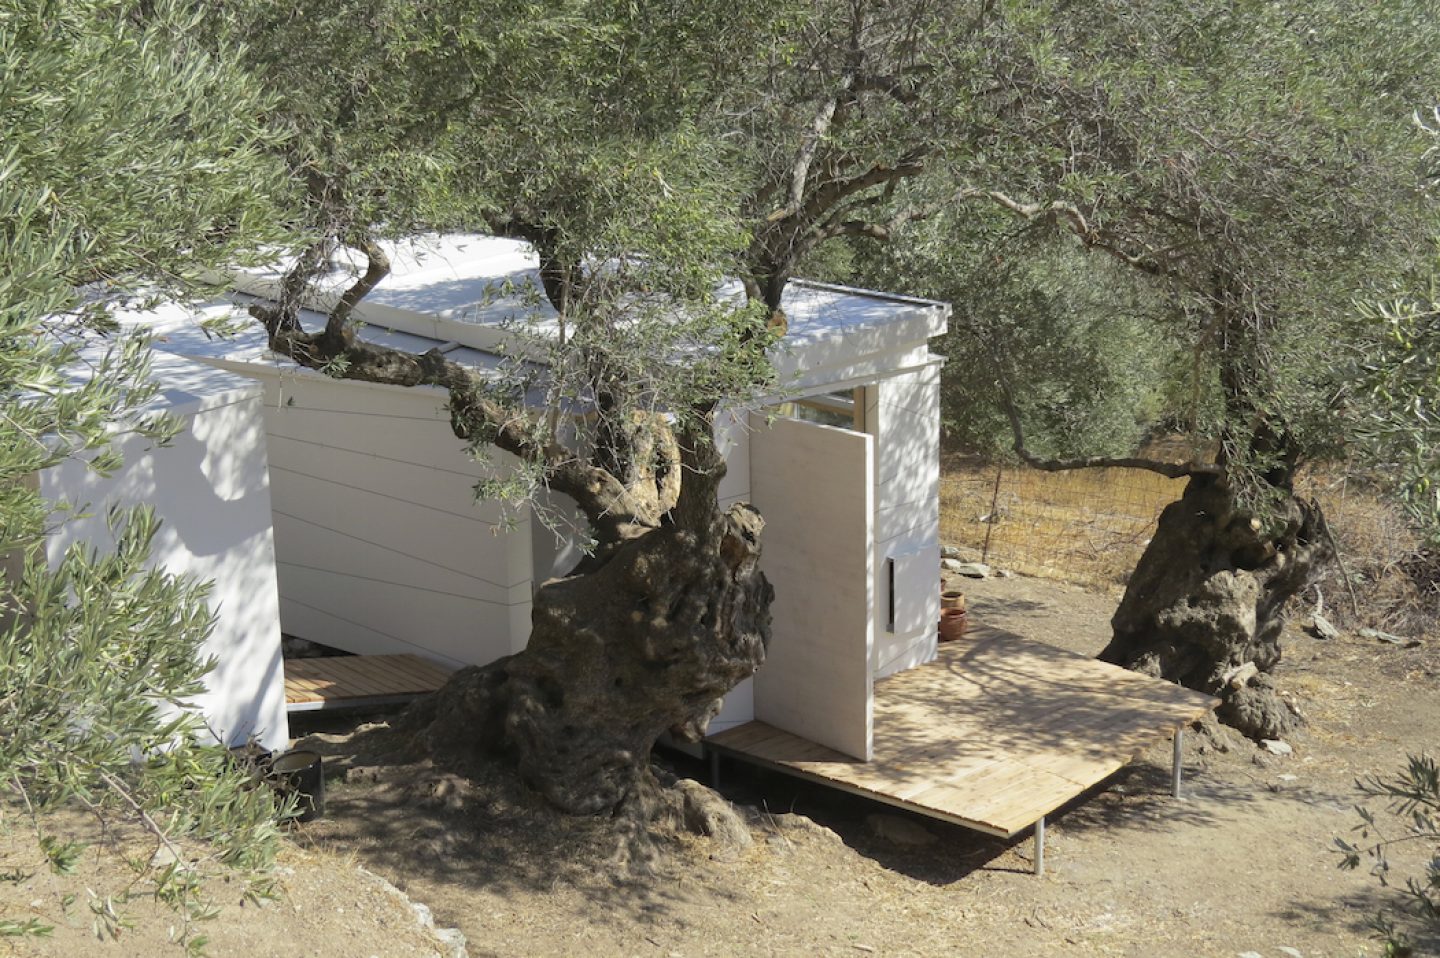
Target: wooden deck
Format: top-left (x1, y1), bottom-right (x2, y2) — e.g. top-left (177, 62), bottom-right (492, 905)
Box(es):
top-left (706, 625), bottom-right (1218, 839)
top-left (284, 654), bottom-right (456, 712)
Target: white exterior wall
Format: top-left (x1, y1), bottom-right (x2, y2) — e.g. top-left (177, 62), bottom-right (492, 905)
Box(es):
top-left (40, 380), bottom-right (290, 750)
top-left (707, 355), bottom-right (943, 735)
top-left (243, 370), bottom-right (534, 667)
top-left (708, 408), bottom-right (757, 733)
top-left (750, 417), bottom-right (875, 760)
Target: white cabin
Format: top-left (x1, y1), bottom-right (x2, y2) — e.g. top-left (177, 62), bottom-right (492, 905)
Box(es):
top-left (128, 234), bottom-right (948, 761)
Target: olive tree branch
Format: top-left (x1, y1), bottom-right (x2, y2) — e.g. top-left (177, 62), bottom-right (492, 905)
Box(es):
top-left (999, 382), bottom-right (1221, 479)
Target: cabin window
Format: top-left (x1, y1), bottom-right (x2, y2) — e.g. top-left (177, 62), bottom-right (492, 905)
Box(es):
top-left (776, 387), bottom-right (868, 432)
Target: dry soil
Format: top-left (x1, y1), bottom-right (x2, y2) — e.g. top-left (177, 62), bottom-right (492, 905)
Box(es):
top-left (5, 572), bottom-right (1437, 958)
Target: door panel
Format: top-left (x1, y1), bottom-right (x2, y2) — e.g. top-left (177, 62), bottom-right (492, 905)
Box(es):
top-left (749, 414), bottom-right (874, 760)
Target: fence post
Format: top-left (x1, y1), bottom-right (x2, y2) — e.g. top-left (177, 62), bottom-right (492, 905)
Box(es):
top-left (981, 466), bottom-right (1003, 565)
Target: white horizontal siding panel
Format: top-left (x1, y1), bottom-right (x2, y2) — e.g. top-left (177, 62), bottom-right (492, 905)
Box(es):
top-left (875, 495), bottom-right (941, 546)
top-left (264, 370), bottom-right (451, 418)
top-left (874, 369), bottom-right (941, 500)
top-left (277, 563), bottom-right (521, 666)
top-left (871, 363), bottom-right (941, 682)
top-left (261, 405), bottom-right (495, 480)
top-left (271, 512), bottom-right (518, 602)
top-left (278, 596), bottom-right (466, 668)
top-left (875, 630), bottom-right (937, 679)
top-left (267, 468), bottom-right (515, 579)
top-left (264, 435), bottom-right (508, 525)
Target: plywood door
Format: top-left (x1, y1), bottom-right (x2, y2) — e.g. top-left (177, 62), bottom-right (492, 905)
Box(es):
top-left (749, 415), bottom-right (875, 760)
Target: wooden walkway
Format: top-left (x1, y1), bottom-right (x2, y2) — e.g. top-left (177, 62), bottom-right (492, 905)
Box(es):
top-left (706, 625), bottom-right (1218, 840)
top-left (284, 654), bottom-right (455, 712)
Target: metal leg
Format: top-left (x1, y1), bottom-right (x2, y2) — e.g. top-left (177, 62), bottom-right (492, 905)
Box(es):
top-left (1034, 816), bottom-right (1045, 876)
top-left (1172, 729), bottom-right (1184, 799)
top-left (709, 747), bottom-right (720, 789)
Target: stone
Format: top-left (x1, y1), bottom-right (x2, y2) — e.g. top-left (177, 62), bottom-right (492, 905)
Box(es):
top-left (149, 844), bottom-right (190, 871)
top-left (1360, 627), bottom-right (1419, 647)
top-left (865, 813), bottom-right (937, 847)
top-left (941, 558), bottom-right (963, 572)
top-left (1261, 739), bottom-right (1293, 756)
top-left (952, 562), bottom-right (991, 579)
top-left (355, 864), bottom-right (464, 957)
top-left (771, 812), bottom-right (842, 843)
top-left (676, 779), bottom-right (753, 852)
top-left (1277, 947), bottom-right (1304, 958)
top-left (940, 544), bottom-right (964, 560)
top-left (1306, 613), bottom-right (1339, 640)
top-left (1237, 952), bottom-right (1263, 958)
top-left (1222, 661), bottom-right (1259, 689)
top-left (434, 927), bottom-right (468, 958)
top-left (1220, 672), bottom-right (1301, 741)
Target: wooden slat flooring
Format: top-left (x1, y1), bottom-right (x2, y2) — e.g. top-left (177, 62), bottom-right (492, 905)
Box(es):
top-left (706, 624), bottom-right (1219, 838)
top-left (284, 654), bottom-right (456, 711)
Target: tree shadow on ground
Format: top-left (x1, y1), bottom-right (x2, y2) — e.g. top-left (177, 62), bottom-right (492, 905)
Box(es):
top-left (280, 681), bottom-right (1365, 931)
top-left (965, 594), bottom-right (1052, 617)
top-left (284, 710), bottom-right (754, 934)
top-left (702, 738), bottom-right (1371, 891)
top-left (1275, 887), bottom-right (1440, 955)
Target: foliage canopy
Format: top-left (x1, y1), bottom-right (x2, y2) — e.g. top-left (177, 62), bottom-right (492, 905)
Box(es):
top-left (2, 0), bottom-right (293, 946)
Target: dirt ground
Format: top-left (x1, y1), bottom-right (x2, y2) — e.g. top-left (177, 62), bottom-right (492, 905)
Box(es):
top-left (5, 572), bottom-right (1436, 957)
top-left (0, 811), bottom-right (447, 958)
top-left (290, 572), bottom-right (1437, 958)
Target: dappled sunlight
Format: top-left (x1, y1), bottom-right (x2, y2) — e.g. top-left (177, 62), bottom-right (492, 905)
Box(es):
top-left (287, 719), bottom-right (753, 934)
top-left (709, 623), bottom-right (1218, 841)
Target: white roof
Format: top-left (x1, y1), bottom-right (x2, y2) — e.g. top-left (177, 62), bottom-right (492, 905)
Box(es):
top-left (127, 233), bottom-right (948, 395)
top-left (54, 318), bottom-right (262, 419)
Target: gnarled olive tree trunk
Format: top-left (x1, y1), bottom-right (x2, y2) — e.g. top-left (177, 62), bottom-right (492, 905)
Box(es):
top-left (405, 441), bottom-right (773, 818)
top-left (1099, 473), bottom-right (1331, 739)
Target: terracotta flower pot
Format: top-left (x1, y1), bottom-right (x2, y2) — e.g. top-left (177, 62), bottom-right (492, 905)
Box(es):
top-left (941, 590), bottom-right (966, 612)
top-left (939, 608), bottom-right (968, 642)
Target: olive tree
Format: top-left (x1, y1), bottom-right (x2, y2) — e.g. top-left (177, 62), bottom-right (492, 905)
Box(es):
top-left (827, 0), bottom-right (1439, 737)
top-left (212, 0), bottom-right (1440, 828)
top-left (2, 0), bottom-right (292, 941)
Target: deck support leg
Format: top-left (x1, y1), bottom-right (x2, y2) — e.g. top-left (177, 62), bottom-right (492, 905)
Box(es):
top-left (709, 747), bottom-right (720, 790)
top-left (1172, 728), bottom-right (1184, 799)
top-left (1033, 816), bottom-right (1045, 877)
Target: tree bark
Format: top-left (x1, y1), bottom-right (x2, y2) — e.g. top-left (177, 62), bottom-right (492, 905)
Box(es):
top-left (405, 439), bottom-right (773, 818)
top-left (1099, 473), bottom-right (1331, 739)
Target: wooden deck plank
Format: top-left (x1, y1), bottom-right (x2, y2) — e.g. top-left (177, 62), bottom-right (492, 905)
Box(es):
top-left (383, 655), bottom-right (456, 688)
top-left (706, 626), bottom-right (1219, 838)
top-left (360, 656), bottom-right (429, 688)
top-left (284, 654), bottom-right (455, 709)
top-left (301, 657), bottom-right (388, 696)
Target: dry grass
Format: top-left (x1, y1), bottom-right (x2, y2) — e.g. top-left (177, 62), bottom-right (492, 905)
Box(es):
top-left (940, 454), bottom-right (1183, 590)
top-left (1307, 473), bottom-right (1440, 635)
top-left (940, 451), bottom-right (1440, 635)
